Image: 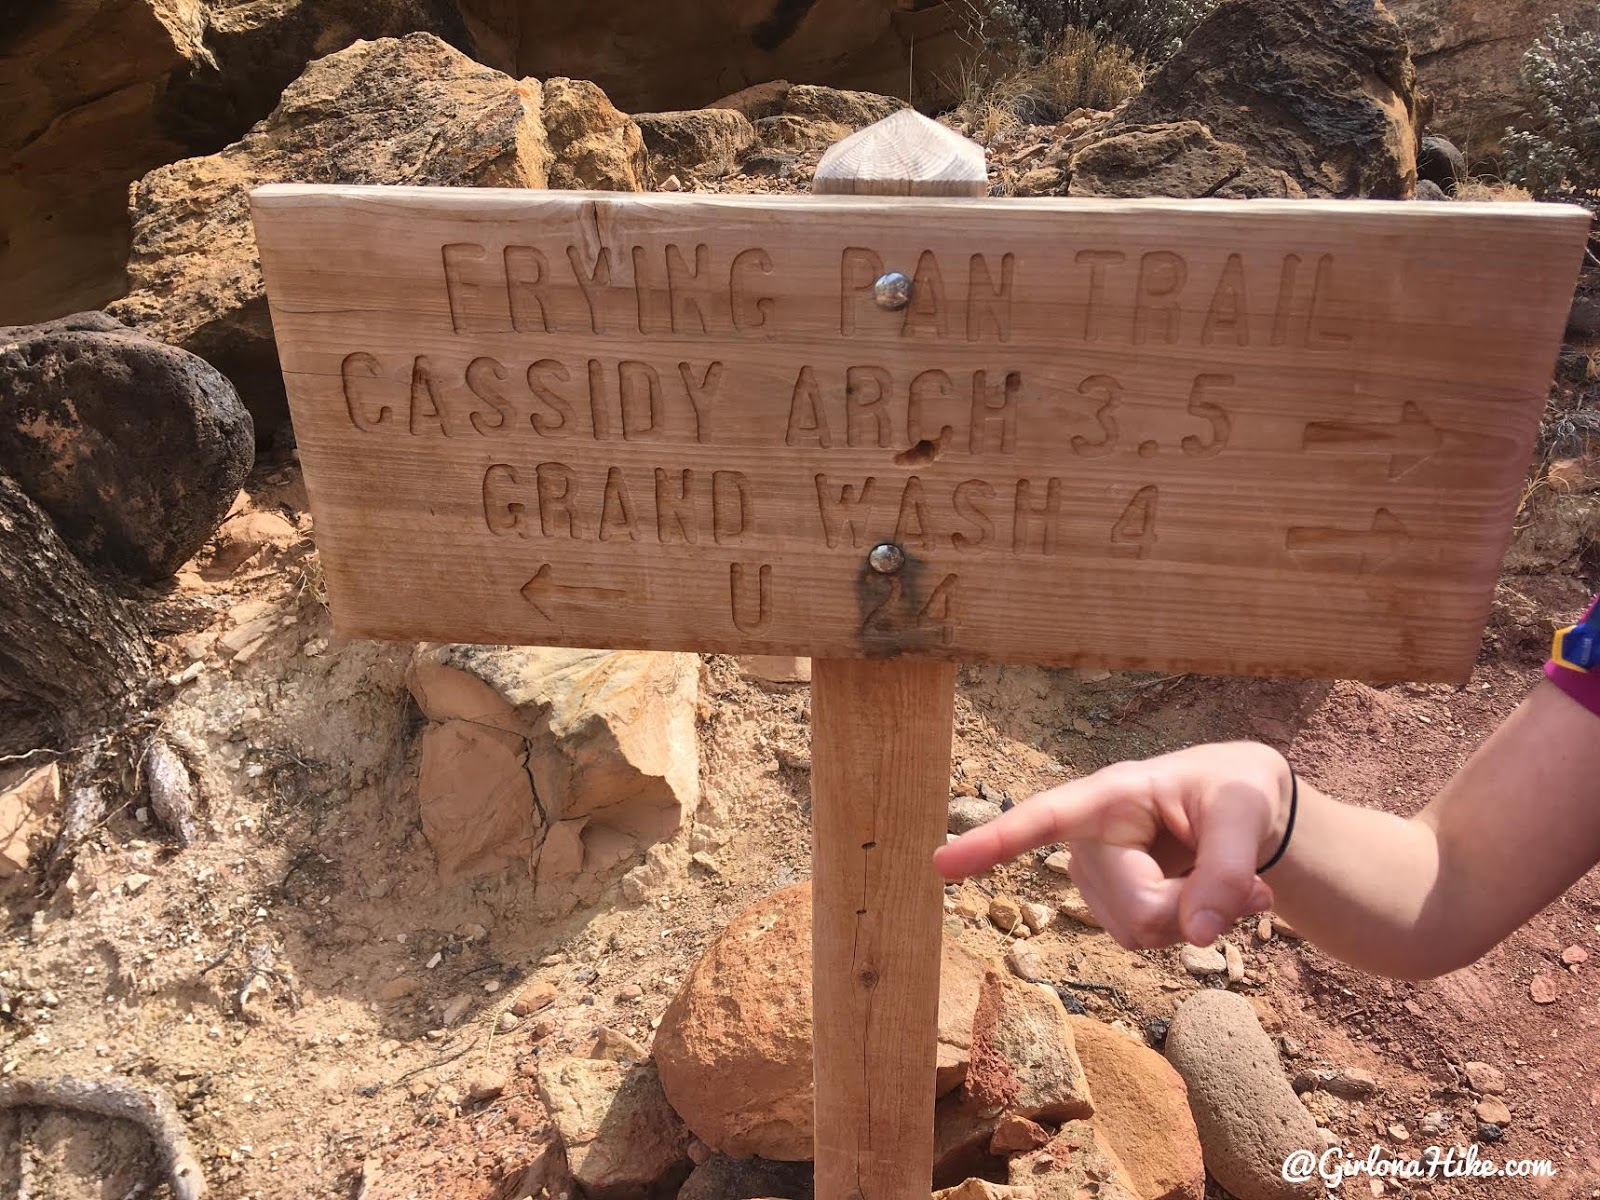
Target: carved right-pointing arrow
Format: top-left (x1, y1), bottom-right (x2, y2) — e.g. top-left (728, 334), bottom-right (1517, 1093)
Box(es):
top-left (1303, 401), bottom-right (1442, 480)
top-left (1286, 509), bottom-right (1411, 574)
top-left (519, 564), bottom-right (628, 622)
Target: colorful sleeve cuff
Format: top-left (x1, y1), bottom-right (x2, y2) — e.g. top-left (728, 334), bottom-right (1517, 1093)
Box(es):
top-left (1546, 596), bottom-right (1600, 719)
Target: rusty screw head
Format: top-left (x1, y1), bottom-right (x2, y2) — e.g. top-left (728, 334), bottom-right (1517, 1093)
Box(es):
top-left (868, 542), bottom-right (906, 575)
top-left (873, 271), bottom-right (912, 311)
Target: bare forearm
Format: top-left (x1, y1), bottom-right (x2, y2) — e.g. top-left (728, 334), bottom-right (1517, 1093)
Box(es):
top-left (1265, 786), bottom-right (1451, 978)
top-left (1267, 682), bottom-right (1600, 979)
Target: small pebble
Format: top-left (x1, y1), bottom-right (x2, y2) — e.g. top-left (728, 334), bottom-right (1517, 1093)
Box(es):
top-left (1043, 850), bottom-right (1072, 876)
top-left (989, 895), bottom-right (1024, 935)
top-left (1476, 1121), bottom-right (1503, 1143)
top-left (1463, 1061), bottom-right (1506, 1094)
top-left (1144, 1018), bottom-right (1170, 1047)
top-left (949, 796), bottom-right (1002, 835)
top-left (1058, 894), bottom-right (1101, 929)
top-left (1180, 944), bottom-right (1227, 976)
top-left (1474, 1097), bottom-right (1512, 1126)
top-left (1256, 916), bottom-right (1274, 941)
top-left (125, 873), bottom-right (154, 896)
top-left (512, 981), bottom-right (558, 1016)
top-left (1224, 941), bottom-right (1245, 984)
top-left (1020, 901), bottom-right (1055, 934)
top-left (464, 1071), bottom-right (507, 1102)
top-left (441, 994), bottom-right (472, 1026)
top-left (1007, 939), bottom-right (1047, 982)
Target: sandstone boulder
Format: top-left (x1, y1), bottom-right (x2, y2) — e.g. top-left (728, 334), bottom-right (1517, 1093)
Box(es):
top-left (752, 84), bottom-right (908, 152)
top-left (542, 77), bottom-right (650, 191)
top-left (407, 644), bottom-right (698, 904)
top-left (1069, 123), bottom-right (1304, 200)
top-left (0, 0), bottom-right (478, 324)
top-left (1386, 0), bottom-right (1596, 161)
top-left (1115, 0), bottom-right (1420, 198)
top-left (1165, 990), bottom-right (1320, 1200)
top-left (457, 0), bottom-right (963, 114)
top-left (1008, 1121), bottom-right (1140, 1200)
top-left (537, 1057), bottom-right (692, 1198)
top-left (416, 719), bottom-right (540, 883)
top-left (938, 939), bottom-right (990, 1096)
top-left (963, 968), bottom-right (1093, 1123)
top-left (636, 109), bottom-right (757, 182)
top-left (1069, 1016), bottom-right (1204, 1200)
top-left (653, 882), bottom-right (815, 1159)
top-left (0, 314), bottom-right (254, 579)
top-left (709, 81), bottom-right (794, 121)
top-left (107, 34), bottom-right (642, 430)
top-left (936, 1182), bottom-right (1038, 1200)
top-left (653, 882), bottom-right (994, 1159)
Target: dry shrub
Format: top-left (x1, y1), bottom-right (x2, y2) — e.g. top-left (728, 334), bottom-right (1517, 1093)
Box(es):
top-left (1454, 179), bottom-right (1535, 202)
top-left (956, 28), bottom-right (1142, 134)
top-left (1008, 28), bottom-right (1143, 121)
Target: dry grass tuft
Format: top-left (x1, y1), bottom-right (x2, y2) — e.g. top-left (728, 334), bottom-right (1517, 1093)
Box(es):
top-left (955, 27), bottom-right (1142, 138)
top-left (1454, 180), bottom-right (1535, 203)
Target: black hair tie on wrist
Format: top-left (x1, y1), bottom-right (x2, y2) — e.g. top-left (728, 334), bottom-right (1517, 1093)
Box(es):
top-left (1256, 767), bottom-right (1298, 874)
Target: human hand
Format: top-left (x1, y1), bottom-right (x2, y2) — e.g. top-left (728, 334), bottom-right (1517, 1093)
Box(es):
top-left (934, 742), bottom-right (1292, 949)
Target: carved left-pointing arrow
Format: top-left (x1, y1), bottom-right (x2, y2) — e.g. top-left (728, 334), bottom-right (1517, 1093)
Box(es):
top-left (519, 564), bottom-right (629, 621)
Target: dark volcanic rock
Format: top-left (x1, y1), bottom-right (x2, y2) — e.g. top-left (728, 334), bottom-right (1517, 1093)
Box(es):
top-left (1118, 0), bottom-right (1420, 198)
top-left (0, 315), bottom-right (254, 579)
top-left (1069, 122), bottom-right (1304, 199)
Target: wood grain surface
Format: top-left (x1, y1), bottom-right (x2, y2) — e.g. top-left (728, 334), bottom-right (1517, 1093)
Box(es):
top-left (807, 111), bottom-right (975, 1200)
top-left (251, 184), bottom-right (1588, 682)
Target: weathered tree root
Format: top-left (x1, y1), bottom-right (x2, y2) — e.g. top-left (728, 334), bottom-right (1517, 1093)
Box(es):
top-left (145, 736), bottom-right (199, 846)
top-left (0, 1075), bottom-right (206, 1200)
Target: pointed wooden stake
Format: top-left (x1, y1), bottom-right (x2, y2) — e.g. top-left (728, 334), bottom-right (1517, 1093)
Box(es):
top-left (809, 112), bottom-right (986, 1200)
top-left (815, 109), bottom-right (989, 198)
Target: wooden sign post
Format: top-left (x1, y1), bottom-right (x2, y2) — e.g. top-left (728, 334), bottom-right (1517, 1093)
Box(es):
top-left (251, 111), bottom-right (1587, 1200)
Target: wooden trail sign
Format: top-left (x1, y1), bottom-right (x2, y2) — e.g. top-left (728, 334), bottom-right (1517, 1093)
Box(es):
top-left (253, 111), bottom-right (1587, 1200)
top-left (252, 178), bottom-right (1585, 684)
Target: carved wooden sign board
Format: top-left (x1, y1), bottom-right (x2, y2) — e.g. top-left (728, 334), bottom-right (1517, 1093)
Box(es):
top-left (251, 185), bottom-right (1586, 682)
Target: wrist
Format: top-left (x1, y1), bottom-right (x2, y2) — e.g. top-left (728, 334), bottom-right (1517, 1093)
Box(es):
top-left (1257, 747), bottom-right (1297, 871)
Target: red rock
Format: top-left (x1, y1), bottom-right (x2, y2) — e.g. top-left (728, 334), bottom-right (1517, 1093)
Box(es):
top-left (1007, 1120), bottom-right (1140, 1200)
top-left (1462, 1061), bottom-right (1505, 1095)
top-left (655, 882), bottom-right (993, 1159)
top-left (963, 968), bottom-right (1093, 1123)
top-left (1561, 945), bottom-right (1589, 965)
top-left (1529, 974), bottom-right (1562, 1004)
top-left (990, 1114), bottom-right (1052, 1154)
top-left (1070, 1016), bottom-right (1204, 1200)
top-left (512, 980), bottom-right (558, 1016)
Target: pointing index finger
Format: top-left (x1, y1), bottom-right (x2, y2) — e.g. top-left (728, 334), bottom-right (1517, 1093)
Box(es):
top-left (932, 772), bottom-right (1126, 879)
